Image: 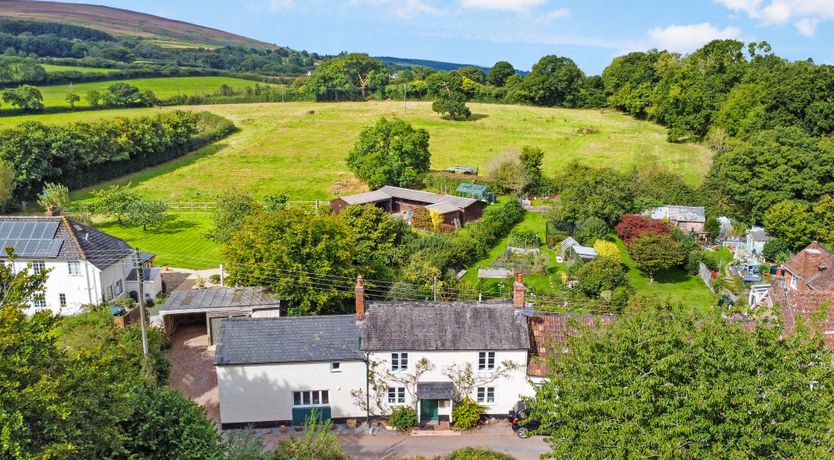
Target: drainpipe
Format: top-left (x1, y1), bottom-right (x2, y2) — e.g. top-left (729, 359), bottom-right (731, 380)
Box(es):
top-left (359, 337), bottom-right (370, 431)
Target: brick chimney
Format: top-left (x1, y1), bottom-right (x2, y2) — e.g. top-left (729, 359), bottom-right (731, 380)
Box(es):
top-left (513, 273), bottom-right (525, 308)
top-left (355, 275), bottom-right (365, 321)
top-left (45, 205), bottom-right (60, 216)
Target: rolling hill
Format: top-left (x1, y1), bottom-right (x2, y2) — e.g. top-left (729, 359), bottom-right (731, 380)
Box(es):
top-left (0, 0), bottom-right (277, 49)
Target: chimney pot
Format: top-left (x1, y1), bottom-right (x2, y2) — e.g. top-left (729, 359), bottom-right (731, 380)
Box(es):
top-left (45, 204), bottom-right (60, 217)
top-left (355, 275), bottom-right (365, 321)
top-left (513, 273), bottom-right (525, 309)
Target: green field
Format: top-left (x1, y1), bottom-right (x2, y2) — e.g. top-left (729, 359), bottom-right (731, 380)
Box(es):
top-left (94, 211), bottom-right (220, 270)
top-left (41, 63), bottom-right (121, 74)
top-left (48, 100), bottom-right (711, 202)
top-left (34, 76), bottom-right (280, 108)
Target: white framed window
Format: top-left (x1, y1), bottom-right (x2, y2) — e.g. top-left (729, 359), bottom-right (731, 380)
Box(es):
top-left (387, 387), bottom-right (406, 405)
top-left (115, 280), bottom-right (123, 295)
top-left (478, 351), bottom-right (495, 371)
top-left (67, 261), bottom-right (81, 276)
top-left (292, 390), bottom-right (329, 407)
top-left (31, 260), bottom-right (45, 274)
top-left (33, 295), bottom-right (46, 310)
top-left (59, 293), bottom-right (67, 309)
top-left (391, 352), bottom-right (408, 372)
top-left (476, 387), bottom-right (495, 405)
top-left (330, 362), bottom-right (341, 373)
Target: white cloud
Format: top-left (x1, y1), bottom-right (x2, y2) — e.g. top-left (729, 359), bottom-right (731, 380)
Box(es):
top-left (459, 0), bottom-right (546, 13)
top-left (795, 17), bottom-right (818, 36)
top-left (539, 8), bottom-right (571, 23)
top-left (647, 22), bottom-right (742, 53)
top-left (268, 0), bottom-right (295, 10)
top-left (348, 0), bottom-right (446, 17)
top-left (716, 0), bottom-right (834, 36)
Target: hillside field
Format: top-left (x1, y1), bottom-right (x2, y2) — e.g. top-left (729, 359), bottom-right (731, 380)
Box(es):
top-left (41, 63), bottom-right (121, 74)
top-left (49, 100), bottom-right (712, 202)
top-left (33, 76), bottom-right (281, 108)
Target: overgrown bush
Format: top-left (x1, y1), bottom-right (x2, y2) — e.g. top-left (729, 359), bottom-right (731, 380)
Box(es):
top-left (446, 447), bottom-right (517, 460)
top-left (574, 257), bottom-right (628, 298)
top-left (574, 217), bottom-right (609, 245)
top-left (452, 396), bottom-right (484, 431)
top-left (273, 413), bottom-right (349, 460)
top-left (389, 406), bottom-right (417, 431)
top-left (763, 238), bottom-right (791, 263)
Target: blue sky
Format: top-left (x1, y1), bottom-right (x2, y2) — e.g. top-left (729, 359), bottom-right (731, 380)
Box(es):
top-left (65, 0), bottom-right (834, 74)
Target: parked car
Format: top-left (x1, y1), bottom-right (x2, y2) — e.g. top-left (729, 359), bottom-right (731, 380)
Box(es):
top-left (509, 401), bottom-right (542, 439)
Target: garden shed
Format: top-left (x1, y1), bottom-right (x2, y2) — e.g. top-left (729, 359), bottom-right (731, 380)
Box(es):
top-left (456, 183), bottom-right (496, 203)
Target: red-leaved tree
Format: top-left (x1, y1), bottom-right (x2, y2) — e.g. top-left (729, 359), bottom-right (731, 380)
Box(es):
top-left (615, 214), bottom-right (671, 244)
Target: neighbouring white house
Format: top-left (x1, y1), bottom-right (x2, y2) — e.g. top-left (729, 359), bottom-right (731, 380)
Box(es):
top-left (0, 215), bottom-right (160, 315)
top-left (215, 276), bottom-right (540, 428)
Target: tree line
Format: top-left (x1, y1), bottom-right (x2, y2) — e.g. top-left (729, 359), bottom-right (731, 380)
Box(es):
top-left (0, 110), bottom-right (236, 207)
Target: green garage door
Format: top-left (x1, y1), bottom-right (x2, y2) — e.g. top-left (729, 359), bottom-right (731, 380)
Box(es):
top-left (292, 407), bottom-right (332, 425)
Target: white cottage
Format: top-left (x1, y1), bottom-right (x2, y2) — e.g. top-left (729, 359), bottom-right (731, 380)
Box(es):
top-left (0, 215), bottom-right (160, 315)
top-left (215, 276), bottom-right (537, 428)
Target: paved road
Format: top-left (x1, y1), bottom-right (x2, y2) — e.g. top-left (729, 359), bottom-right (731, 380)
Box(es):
top-left (340, 432), bottom-right (548, 460)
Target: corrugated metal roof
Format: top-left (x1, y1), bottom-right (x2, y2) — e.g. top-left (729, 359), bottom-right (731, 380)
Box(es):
top-left (425, 201), bottom-right (460, 214)
top-left (341, 189), bottom-right (392, 205)
top-left (160, 287), bottom-right (279, 312)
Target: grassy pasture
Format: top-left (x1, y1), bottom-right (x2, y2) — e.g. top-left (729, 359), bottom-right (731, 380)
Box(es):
top-left (33, 76), bottom-right (280, 108)
top-left (45, 100), bottom-right (712, 202)
top-left (40, 63), bottom-right (121, 74)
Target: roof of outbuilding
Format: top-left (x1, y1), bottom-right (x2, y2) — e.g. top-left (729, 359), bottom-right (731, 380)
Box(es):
top-left (160, 287), bottom-right (279, 312)
top-left (645, 205), bottom-right (706, 223)
top-left (359, 301), bottom-right (530, 351)
top-left (126, 267), bottom-right (160, 282)
top-left (215, 315), bottom-right (362, 365)
top-left (337, 186), bottom-right (478, 209)
top-left (425, 201), bottom-right (461, 214)
top-left (0, 215), bottom-right (134, 269)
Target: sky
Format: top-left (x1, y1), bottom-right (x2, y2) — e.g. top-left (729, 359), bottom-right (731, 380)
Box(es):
top-left (62, 0), bottom-right (834, 74)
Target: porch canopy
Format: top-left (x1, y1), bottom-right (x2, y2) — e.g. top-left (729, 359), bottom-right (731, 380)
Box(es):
top-left (416, 382), bottom-right (455, 400)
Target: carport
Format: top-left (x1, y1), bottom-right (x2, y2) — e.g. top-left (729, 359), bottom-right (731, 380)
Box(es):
top-left (159, 287), bottom-right (280, 345)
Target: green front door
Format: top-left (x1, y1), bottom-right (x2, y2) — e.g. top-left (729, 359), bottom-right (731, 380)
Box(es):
top-left (420, 400), bottom-right (439, 422)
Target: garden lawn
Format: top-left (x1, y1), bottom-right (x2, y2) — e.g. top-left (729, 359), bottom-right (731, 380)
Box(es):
top-left (94, 211), bottom-right (219, 270)
top-left (41, 63), bottom-right (121, 74)
top-left (33, 76), bottom-right (280, 108)
top-left (615, 238), bottom-right (716, 311)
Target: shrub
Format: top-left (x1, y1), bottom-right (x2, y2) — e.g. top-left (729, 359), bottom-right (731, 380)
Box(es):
top-left (209, 274), bottom-right (221, 284)
top-left (452, 396), bottom-right (484, 431)
top-left (389, 406), bottom-right (417, 431)
top-left (509, 229), bottom-right (539, 248)
top-left (273, 413), bottom-right (349, 460)
top-left (575, 217), bottom-right (609, 245)
top-left (37, 182), bottom-right (70, 211)
top-left (411, 207), bottom-right (433, 230)
top-left (763, 238), bottom-right (791, 263)
top-left (446, 447), bottom-right (517, 460)
top-left (615, 214), bottom-right (671, 244)
top-left (574, 257), bottom-right (628, 297)
top-left (593, 240), bottom-right (621, 263)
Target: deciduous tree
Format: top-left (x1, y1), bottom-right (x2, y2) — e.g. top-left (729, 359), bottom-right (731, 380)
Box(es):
top-left (347, 117), bottom-right (430, 189)
top-left (627, 232), bottom-right (684, 281)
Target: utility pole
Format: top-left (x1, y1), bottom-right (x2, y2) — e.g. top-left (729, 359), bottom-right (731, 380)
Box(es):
top-left (219, 264), bottom-right (225, 286)
top-left (433, 276), bottom-right (438, 302)
top-left (134, 248), bottom-right (149, 356)
top-left (403, 83), bottom-right (407, 111)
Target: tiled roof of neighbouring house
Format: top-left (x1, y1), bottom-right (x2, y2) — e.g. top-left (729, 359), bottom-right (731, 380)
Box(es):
top-left (161, 286), bottom-right (278, 312)
top-left (215, 315), bottom-right (362, 365)
top-left (359, 301), bottom-right (530, 351)
top-left (527, 312), bottom-right (615, 377)
top-left (782, 242), bottom-right (834, 291)
top-left (768, 278), bottom-right (834, 348)
top-left (0, 215), bottom-right (135, 269)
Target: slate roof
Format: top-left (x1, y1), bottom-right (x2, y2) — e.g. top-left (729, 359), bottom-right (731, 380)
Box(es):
top-left (527, 312), bottom-right (615, 377)
top-left (646, 206), bottom-right (706, 223)
top-left (0, 215), bottom-right (134, 269)
top-left (160, 287), bottom-right (279, 312)
top-left (215, 315), bottom-right (363, 365)
top-left (337, 186), bottom-right (477, 209)
top-left (782, 242), bottom-right (834, 290)
top-left (416, 382), bottom-right (455, 399)
top-left (359, 301), bottom-right (530, 351)
top-left (126, 267), bottom-right (160, 282)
